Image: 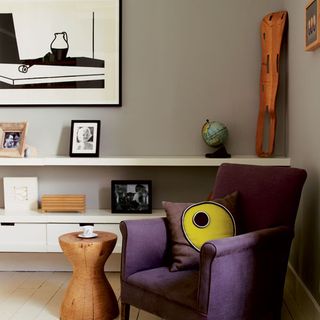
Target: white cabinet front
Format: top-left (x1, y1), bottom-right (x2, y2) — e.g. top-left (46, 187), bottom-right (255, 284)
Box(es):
top-left (0, 223), bottom-right (46, 252)
top-left (96, 224), bottom-right (122, 253)
top-left (47, 223), bottom-right (122, 253)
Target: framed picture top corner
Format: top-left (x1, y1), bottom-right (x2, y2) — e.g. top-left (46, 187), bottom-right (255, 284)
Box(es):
top-left (305, 0), bottom-right (320, 51)
top-left (0, 0), bottom-right (122, 107)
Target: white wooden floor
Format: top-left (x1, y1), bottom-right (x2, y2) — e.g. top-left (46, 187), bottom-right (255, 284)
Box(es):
top-left (0, 272), bottom-right (293, 320)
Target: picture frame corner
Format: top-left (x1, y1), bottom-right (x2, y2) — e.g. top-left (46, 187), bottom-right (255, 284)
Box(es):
top-left (305, 0), bottom-right (320, 51)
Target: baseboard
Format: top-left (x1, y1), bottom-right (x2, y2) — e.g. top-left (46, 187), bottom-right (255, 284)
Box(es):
top-left (0, 252), bottom-right (121, 272)
top-left (284, 263), bottom-right (320, 320)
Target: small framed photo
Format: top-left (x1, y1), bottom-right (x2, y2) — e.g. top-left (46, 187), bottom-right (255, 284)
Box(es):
top-left (3, 177), bottom-right (38, 211)
top-left (0, 122), bottom-right (28, 158)
top-left (111, 180), bottom-right (152, 213)
top-left (305, 0), bottom-right (320, 51)
top-left (69, 120), bottom-right (101, 157)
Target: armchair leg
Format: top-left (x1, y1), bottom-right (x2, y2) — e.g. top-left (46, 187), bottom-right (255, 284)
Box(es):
top-left (121, 302), bottom-right (130, 320)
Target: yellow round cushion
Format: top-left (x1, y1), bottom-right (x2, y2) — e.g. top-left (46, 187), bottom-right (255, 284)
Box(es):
top-left (181, 201), bottom-right (236, 251)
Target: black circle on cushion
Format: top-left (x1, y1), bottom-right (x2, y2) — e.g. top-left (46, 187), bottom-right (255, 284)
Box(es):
top-left (192, 211), bottom-right (210, 228)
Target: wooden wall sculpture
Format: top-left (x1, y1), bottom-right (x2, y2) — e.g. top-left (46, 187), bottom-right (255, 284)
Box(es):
top-left (256, 11), bottom-right (287, 157)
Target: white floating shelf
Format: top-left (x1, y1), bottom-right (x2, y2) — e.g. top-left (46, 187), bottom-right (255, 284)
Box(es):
top-left (0, 156), bottom-right (290, 167)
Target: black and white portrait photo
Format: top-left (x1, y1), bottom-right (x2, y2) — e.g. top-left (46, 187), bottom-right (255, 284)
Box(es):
top-left (3, 132), bottom-right (20, 149)
top-left (76, 126), bottom-right (94, 151)
top-left (111, 180), bottom-right (152, 213)
top-left (69, 120), bottom-right (100, 157)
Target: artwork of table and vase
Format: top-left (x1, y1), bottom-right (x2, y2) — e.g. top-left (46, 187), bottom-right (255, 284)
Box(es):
top-left (0, 0), bottom-right (121, 106)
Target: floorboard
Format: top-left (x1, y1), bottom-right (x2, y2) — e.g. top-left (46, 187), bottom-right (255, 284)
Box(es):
top-left (0, 272), bottom-right (292, 320)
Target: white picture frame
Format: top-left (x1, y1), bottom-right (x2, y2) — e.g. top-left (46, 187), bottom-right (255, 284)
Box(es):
top-left (3, 177), bottom-right (38, 211)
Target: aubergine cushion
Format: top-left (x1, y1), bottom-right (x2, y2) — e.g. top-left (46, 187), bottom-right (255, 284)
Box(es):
top-left (162, 191), bottom-right (238, 271)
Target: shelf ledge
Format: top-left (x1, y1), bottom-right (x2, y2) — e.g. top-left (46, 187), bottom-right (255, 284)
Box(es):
top-left (0, 156), bottom-right (290, 167)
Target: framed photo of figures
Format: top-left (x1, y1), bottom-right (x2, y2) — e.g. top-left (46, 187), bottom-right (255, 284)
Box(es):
top-left (111, 180), bottom-right (152, 213)
top-left (0, 122), bottom-right (27, 157)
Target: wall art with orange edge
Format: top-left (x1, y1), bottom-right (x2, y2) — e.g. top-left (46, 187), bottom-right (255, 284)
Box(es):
top-left (305, 0), bottom-right (320, 51)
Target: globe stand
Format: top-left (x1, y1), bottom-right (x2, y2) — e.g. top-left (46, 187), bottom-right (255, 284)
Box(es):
top-left (205, 144), bottom-right (231, 158)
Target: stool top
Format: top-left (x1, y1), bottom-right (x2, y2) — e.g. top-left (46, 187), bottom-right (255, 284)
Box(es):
top-left (59, 231), bottom-right (117, 245)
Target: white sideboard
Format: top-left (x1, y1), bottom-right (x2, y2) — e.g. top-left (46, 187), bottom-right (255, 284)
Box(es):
top-left (0, 209), bottom-right (165, 253)
top-left (0, 156), bottom-right (290, 254)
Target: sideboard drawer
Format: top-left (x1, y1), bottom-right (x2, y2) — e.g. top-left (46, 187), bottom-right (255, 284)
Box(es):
top-left (47, 223), bottom-right (122, 253)
top-left (0, 223), bottom-right (46, 252)
top-left (47, 224), bottom-right (81, 252)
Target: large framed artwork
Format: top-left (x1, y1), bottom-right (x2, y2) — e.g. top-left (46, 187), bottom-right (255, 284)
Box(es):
top-left (0, 0), bottom-right (121, 106)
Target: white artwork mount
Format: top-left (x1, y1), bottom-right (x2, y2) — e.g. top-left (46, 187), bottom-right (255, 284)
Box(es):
top-left (3, 177), bottom-right (38, 211)
top-left (0, 0), bottom-right (121, 106)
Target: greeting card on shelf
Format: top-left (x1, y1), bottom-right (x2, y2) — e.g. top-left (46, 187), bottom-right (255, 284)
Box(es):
top-left (3, 177), bottom-right (38, 211)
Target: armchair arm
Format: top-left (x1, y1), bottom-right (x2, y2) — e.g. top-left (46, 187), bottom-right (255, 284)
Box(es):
top-left (120, 218), bottom-right (170, 280)
top-left (197, 226), bottom-right (293, 318)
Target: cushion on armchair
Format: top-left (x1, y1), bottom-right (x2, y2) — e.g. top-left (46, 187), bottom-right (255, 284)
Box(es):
top-left (181, 201), bottom-right (236, 251)
top-left (162, 191), bottom-right (238, 271)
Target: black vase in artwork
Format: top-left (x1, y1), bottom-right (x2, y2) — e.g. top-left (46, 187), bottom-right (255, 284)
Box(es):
top-left (50, 31), bottom-right (69, 61)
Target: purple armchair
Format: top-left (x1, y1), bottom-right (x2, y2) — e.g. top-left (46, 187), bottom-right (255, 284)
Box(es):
top-left (120, 164), bottom-right (307, 320)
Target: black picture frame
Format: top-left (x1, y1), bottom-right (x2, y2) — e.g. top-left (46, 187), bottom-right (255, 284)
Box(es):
top-left (111, 180), bottom-right (152, 213)
top-left (0, 0), bottom-right (122, 106)
top-left (69, 120), bottom-right (100, 157)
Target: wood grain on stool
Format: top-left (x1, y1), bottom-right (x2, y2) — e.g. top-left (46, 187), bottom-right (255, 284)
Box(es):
top-left (59, 231), bottom-right (119, 320)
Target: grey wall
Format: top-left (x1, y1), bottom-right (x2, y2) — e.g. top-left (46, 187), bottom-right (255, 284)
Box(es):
top-left (0, 0), bottom-right (284, 157)
top-left (284, 0), bottom-right (320, 305)
top-left (0, 1), bottom-right (285, 207)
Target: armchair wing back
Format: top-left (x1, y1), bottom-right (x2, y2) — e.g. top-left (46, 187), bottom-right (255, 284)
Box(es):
top-left (212, 163), bottom-right (307, 233)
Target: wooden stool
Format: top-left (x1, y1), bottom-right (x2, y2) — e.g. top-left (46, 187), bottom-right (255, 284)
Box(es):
top-left (59, 231), bottom-right (119, 320)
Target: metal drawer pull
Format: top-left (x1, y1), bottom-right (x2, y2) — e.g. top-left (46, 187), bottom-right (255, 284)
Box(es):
top-left (1, 223), bottom-right (15, 226)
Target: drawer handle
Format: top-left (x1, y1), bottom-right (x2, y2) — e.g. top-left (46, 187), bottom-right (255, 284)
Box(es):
top-left (1, 223), bottom-right (15, 226)
top-left (79, 223), bottom-right (94, 227)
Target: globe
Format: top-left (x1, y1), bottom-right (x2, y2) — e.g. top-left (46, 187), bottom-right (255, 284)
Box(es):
top-left (202, 119), bottom-right (228, 148)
